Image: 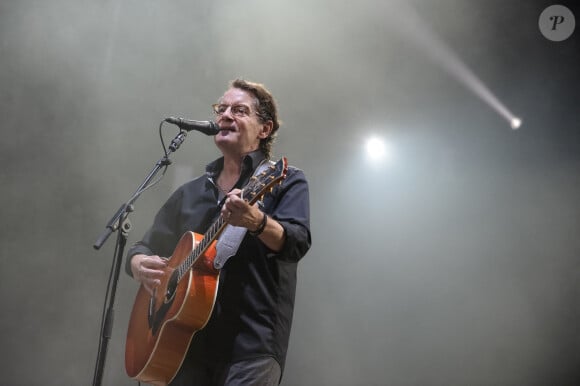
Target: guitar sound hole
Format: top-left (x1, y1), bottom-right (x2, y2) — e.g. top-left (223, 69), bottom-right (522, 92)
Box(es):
top-left (165, 270), bottom-right (178, 303)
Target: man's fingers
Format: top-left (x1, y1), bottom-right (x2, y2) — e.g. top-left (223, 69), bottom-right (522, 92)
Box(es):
top-left (143, 282), bottom-right (156, 296)
top-left (143, 255), bottom-right (168, 268)
top-left (140, 267), bottom-right (164, 280)
top-left (141, 271), bottom-right (164, 295)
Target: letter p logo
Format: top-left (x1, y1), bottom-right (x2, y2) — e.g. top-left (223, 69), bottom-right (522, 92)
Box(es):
top-left (550, 15), bottom-right (566, 30)
top-left (539, 5), bottom-right (576, 41)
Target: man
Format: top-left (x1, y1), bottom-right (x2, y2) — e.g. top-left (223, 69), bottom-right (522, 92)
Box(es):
top-left (126, 79), bottom-right (311, 385)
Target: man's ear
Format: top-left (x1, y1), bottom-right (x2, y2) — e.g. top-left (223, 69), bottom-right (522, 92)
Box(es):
top-left (258, 121), bottom-right (273, 139)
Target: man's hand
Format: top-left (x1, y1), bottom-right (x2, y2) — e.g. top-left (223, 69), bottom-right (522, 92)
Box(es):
top-left (130, 254), bottom-right (167, 295)
top-left (222, 189), bottom-right (262, 231)
top-left (222, 188), bottom-right (286, 252)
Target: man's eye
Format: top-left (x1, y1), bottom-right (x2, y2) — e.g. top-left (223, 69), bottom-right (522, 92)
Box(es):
top-left (233, 106), bottom-right (248, 115)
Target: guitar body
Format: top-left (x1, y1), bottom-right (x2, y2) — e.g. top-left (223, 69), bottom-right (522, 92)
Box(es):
top-left (125, 231), bottom-right (220, 386)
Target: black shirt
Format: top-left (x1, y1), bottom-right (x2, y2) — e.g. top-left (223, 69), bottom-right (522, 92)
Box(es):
top-left (126, 151), bottom-right (311, 371)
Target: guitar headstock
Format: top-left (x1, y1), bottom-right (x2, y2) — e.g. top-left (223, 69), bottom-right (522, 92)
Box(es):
top-left (243, 157), bottom-right (288, 204)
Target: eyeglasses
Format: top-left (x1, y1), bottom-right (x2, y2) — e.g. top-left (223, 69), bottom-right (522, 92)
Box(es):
top-left (212, 103), bottom-right (254, 117)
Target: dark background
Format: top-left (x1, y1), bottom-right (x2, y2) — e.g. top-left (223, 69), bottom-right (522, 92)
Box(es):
top-left (1, 1), bottom-right (579, 385)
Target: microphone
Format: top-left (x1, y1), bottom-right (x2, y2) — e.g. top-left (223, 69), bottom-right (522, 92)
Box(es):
top-left (164, 117), bottom-right (220, 136)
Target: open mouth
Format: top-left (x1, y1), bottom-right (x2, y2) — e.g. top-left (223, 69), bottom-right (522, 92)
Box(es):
top-left (218, 127), bottom-right (236, 134)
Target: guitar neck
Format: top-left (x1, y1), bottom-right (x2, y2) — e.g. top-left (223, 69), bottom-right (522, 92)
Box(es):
top-left (175, 215), bottom-right (226, 283)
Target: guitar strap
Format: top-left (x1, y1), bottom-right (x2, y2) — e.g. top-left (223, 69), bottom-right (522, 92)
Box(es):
top-left (213, 159), bottom-right (275, 270)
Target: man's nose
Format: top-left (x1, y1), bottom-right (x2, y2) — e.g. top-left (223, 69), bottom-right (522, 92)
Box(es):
top-left (218, 106), bottom-right (234, 120)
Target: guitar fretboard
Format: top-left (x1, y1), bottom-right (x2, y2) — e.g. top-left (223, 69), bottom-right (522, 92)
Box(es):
top-left (176, 215), bottom-right (226, 282)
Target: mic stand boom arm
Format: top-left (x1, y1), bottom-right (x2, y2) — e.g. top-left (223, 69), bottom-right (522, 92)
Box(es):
top-left (91, 128), bottom-right (188, 386)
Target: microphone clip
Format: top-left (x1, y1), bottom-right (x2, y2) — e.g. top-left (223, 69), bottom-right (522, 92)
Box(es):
top-left (168, 130), bottom-right (187, 152)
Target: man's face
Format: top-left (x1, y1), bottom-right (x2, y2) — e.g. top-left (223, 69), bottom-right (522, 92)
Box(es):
top-left (214, 88), bottom-right (270, 156)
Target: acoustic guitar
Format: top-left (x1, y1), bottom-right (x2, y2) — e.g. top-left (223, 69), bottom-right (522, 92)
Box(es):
top-left (125, 157), bottom-right (288, 385)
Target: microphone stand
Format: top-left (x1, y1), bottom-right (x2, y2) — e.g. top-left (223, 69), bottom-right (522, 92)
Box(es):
top-left (91, 128), bottom-right (189, 386)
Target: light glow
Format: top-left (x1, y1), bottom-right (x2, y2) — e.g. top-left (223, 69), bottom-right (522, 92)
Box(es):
top-left (365, 136), bottom-right (392, 164)
top-left (510, 117), bottom-right (522, 130)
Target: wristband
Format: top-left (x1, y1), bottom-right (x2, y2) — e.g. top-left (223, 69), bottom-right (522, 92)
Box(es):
top-left (249, 212), bottom-right (267, 236)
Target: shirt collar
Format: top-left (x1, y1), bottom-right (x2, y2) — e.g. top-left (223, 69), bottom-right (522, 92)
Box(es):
top-left (205, 150), bottom-right (267, 179)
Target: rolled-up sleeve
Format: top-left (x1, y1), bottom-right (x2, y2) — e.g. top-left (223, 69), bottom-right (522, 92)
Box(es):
top-left (266, 167), bottom-right (311, 262)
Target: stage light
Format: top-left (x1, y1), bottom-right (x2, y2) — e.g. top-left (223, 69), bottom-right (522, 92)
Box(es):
top-left (366, 137), bottom-right (385, 160)
top-left (365, 136), bottom-right (392, 164)
top-left (510, 117), bottom-right (522, 130)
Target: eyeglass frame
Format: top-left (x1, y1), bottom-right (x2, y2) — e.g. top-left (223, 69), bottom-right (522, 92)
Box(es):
top-left (211, 103), bottom-right (263, 119)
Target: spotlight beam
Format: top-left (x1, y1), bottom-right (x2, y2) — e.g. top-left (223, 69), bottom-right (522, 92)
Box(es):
top-left (385, 3), bottom-right (522, 129)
